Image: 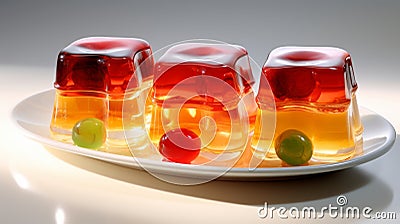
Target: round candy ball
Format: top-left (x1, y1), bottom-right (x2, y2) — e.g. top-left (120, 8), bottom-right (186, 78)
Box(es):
top-left (72, 118), bottom-right (106, 149)
top-left (275, 129), bottom-right (313, 165)
top-left (159, 128), bottom-right (201, 164)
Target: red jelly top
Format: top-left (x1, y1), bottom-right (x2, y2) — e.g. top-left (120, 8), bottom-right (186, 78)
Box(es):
top-left (153, 43), bottom-right (255, 108)
top-left (54, 37), bottom-right (153, 94)
top-left (258, 46), bottom-right (357, 108)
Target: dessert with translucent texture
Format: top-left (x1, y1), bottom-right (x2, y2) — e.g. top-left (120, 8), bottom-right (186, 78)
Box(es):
top-left (149, 43), bottom-right (258, 161)
top-left (50, 37), bottom-right (154, 155)
top-left (252, 46), bottom-right (363, 163)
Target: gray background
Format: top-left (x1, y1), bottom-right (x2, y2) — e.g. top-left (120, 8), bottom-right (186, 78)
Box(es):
top-left (1, 0), bottom-right (400, 85)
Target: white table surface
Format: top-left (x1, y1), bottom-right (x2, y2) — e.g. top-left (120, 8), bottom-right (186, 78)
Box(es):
top-left (0, 65), bottom-right (398, 224)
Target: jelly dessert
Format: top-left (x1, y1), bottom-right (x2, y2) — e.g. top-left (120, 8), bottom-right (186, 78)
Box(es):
top-left (252, 46), bottom-right (363, 163)
top-left (149, 43), bottom-right (258, 161)
top-left (50, 37), bottom-right (154, 155)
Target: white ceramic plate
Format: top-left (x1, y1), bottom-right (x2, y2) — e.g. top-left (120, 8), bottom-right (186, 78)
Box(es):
top-left (11, 89), bottom-right (396, 181)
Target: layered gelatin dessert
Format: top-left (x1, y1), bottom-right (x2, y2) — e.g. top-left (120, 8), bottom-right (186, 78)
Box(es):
top-left (50, 37), bottom-right (154, 155)
top-left (149, 43), bottom-right (258, 161)
top-left (252, 46), bottom-right (363, 164)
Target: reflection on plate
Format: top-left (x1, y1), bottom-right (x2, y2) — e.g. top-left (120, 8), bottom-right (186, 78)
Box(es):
top-left (11, 89), bottom-right (396, 180)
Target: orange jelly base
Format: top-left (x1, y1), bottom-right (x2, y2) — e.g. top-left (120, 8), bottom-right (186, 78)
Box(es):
top-left (148, 98), bottom-right (257, 160)
top-left (50, 82), bottom-right (152, 156)
top-left (251, 95), bottom-right (363, 163)
top-left (150, 107), bottom-right (255, 146)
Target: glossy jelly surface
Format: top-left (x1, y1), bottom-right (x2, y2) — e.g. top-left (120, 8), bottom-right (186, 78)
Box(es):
top-left (262, 47), bottom-right (357, 106)
top-left (50, 37), bottom-right (154, 155)
top-left (253, 46), bottom-right (363, 163)
top-left (149, 43), bottom-right (258, 160)
top-left (152, 43), bottom-right (255, 105)
top-left (55, 37), bottom-right (153, 92)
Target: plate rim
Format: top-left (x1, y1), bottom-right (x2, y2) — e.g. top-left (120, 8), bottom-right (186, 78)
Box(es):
top-left (11, 89), bottom-right (397, 180)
